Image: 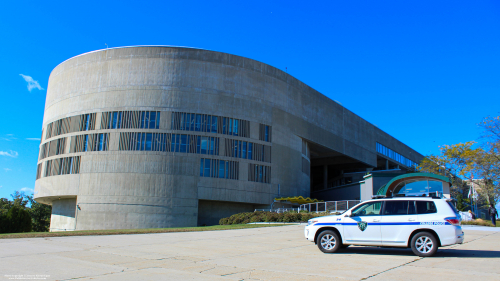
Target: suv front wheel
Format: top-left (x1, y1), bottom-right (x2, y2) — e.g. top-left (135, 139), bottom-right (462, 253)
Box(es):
top-left (411, 231), bottom-right (438, 257)
top-left (317, 230), bottom-right (341, 253)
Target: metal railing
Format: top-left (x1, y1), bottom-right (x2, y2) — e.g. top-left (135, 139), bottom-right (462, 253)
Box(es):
top-left (254, 208), bottom-right (299, 213)
top-left (254, 200), bottom-right (362, 214)
top-left (299, 200), bottom-right (361, 213)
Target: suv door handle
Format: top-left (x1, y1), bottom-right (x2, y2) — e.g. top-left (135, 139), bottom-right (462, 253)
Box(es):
top-left (408, 218), bottom-right (415, 221)
top-left (373, 219), bottom-right (380, 222)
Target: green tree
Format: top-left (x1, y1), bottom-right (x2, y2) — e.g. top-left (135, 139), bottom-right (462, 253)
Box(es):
top-left (0, 192), bottom-right (52, 233)
top-left (418, 115), bottom-right (500, 208)
top-left (26, 196), bottom-right (52, 232)
top-left (6, 205), bottom-right (32, 233)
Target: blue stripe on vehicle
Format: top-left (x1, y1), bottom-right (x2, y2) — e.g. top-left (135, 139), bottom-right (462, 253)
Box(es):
top-left (314, 222), bottom-right (451, 226)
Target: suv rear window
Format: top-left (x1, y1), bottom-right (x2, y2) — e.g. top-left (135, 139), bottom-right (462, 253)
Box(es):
top-left (416, 201), bottom-right (437, 214)
top-left (384, 201), bottom-right (416, 215)
top-left (446, 201), bottom-right (459, 214)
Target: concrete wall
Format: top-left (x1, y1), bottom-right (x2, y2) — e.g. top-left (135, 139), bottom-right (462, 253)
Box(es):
top-left (311, 183), bottom-right (362, 201)
top-left (50, 198), bottom-right (77, 231)
top-left (35, 46), bottom-right (424, 230)
top-left (197, 200), bottom-right (255, 226)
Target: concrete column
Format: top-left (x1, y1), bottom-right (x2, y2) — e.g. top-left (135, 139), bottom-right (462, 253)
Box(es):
top-left (385, 159), bottom-right (389, 170)
top-left (323, 165), bottom-right (328, 190)
top-left (161, 111), bottom-right (170, 130)
top-left (95, 113), bottom-right (102, 130)
top-left (250, 122), bottom-right (259, 140)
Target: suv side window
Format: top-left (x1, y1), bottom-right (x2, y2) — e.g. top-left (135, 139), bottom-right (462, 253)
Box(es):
top-left (416, 201), bottom-right (437, 214)
top-left (384, 201), bottom-right (415, 215)
top-left (351, 202), bottom-right (382, 216)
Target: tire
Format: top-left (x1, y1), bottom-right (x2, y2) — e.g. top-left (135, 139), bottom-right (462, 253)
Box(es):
top-left (411, 232), bottom-right (438, 257)
top-left (317, 230), bottom-right (341, 253)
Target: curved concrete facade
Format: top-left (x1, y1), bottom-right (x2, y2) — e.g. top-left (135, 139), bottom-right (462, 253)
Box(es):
top-left (35, 46), bottom-right (423, 231)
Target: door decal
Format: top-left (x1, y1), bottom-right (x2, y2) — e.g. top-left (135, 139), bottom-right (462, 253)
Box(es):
top-left (357, 221), bottom-right (368, 232)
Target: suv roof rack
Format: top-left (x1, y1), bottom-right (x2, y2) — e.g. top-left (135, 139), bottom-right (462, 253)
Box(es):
top-left (385, 192), bottom-right (442, 199)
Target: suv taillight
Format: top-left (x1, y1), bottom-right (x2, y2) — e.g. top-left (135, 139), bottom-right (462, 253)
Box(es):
top-left (445, 217), bottom-right (460, 226)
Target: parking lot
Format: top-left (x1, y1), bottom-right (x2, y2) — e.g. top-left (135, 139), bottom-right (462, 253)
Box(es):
top-left (1, 225), bottom-right (499, 280)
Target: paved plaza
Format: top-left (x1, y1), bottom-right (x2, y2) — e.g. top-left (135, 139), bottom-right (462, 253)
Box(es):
top-left (1, 225), bottom-right (499, 280)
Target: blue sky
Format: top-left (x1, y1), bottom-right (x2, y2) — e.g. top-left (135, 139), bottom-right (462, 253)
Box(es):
top-left (0, 0), bottom-right (499, 199)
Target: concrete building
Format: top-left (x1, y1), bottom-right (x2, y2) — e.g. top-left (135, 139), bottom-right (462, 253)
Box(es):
top-left (34, 46), bottom-right (424, 231)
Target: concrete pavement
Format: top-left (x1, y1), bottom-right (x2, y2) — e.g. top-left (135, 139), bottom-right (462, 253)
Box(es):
top-left (1, 225), bottom-right (499, 280)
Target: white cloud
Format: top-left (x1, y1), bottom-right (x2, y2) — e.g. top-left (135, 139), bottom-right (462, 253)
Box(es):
top-left (0, 134), bottom-right (17, 141)
top-left (0, 150), bottom-right (19, 158)
top-left (20, 187), bottom-right (34, 194)
top-left (26, 138), bottom-right (41, 141)
top-left (19, 74), bottom-right (44, 92)
top-left (4, 168), bottom-right (11, 171)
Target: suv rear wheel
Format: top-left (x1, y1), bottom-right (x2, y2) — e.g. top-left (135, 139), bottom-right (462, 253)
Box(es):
top-left (317, 230), bottom-right (341, 253)
top-left (411, 231), bottom-right (438, 257)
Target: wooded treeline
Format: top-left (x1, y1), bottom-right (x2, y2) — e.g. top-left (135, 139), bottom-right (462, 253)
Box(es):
top-left (0, 192), bottom-right (52, 233)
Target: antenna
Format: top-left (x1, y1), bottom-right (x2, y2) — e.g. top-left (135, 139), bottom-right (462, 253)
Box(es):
top-left (105, 43), bottom-right (108, 49)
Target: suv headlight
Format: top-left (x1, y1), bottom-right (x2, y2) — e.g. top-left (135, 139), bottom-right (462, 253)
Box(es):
top-left (308, 220), bottom-right (318, 226)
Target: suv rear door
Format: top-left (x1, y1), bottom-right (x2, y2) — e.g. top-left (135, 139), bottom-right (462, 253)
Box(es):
top-left (380, 200), bottom-right (418, 246)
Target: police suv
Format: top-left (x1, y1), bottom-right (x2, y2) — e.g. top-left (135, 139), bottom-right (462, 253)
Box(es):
top-left (304, 196), bottom-right (464, 257)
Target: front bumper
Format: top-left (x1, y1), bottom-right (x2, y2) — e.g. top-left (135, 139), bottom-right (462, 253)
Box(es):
top-left (304, 226), bottom-right (315, 242)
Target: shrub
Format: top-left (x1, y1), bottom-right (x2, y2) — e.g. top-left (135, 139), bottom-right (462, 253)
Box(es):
top-left (461, 218), bottom-right (496, 227)
top-left (219, 211), bottom-right (334, 225)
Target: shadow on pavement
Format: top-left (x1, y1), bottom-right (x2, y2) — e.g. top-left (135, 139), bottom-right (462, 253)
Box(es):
top-left (333, 247), bottom-right (500, 258)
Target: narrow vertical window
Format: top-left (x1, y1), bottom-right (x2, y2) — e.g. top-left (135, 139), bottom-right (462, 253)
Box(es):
top-left (219, 160), bottom-right (225, 178)
top-left (248, 143), bottom-right (253, 160)
top-left (149, 111), bottom-right (156, 129)
top-left (204, 159), bottom-right (211, 177)
top-left (195, 114), bottom-right (202, 131)
top-left (180, 135), bottom-right (188, 153)
top-left (84, 135), bottom-right (89, 152)
top-left (84, 114), bottom-right (90, 131)
top-left (201, 137), bottom-right (208, 154)
top-left (242, 142), bottom-right (247, 159)
top-left (233, 119), bottom-right (239, 136)
top-left (210, 137), bottom-right (215, 155)
top-left (211, 116), bottom-right (217, 133)
top-left (145, 133), bottom-right (152, 151)
top-left (98, 134), bottom-right (104, 151)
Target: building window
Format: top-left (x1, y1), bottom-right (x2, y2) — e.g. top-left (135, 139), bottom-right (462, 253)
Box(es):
top-left (200, 158), bottom-right (239, 180)
top-left (171, 112), bottom-right (250, 137)
top-left (36, 163), bottom-right (42, 180)
top-left (224, 139), bottom-right (270, 163)
top-left (43, 156), bottom-right (81, 177)
top-left (45, 113), bottom-right (96, 139)
top-left (71, 133), bottom-right (110, 153)
top-left (119, 132), bottom-right (219, 155)
top-left (259, 124), bottom-right (271, 142)
top-left (248, 164), bottom-right (271, 183)
top-left (102, 111), bottom-right (160, 129)
top-left (376, 142), bottom-right (416, 167)
top-left (38, 137), bottom-right (67, 160)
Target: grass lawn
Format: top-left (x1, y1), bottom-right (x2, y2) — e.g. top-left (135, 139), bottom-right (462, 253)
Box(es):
top-left (0, 224), bottom-right (286, 239)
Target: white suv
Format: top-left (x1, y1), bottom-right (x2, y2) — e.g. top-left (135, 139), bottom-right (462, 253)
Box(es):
top-left (304, 196), bottom-right (464, 257)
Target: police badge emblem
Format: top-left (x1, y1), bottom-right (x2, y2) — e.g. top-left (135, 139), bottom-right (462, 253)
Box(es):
top-left (357, 221), bottom-right (368, 231)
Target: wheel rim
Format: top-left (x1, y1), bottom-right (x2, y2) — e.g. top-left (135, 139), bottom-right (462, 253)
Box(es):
top-left (320, 234), bottom-right (336, 250)
top-left (415, 236), bottom-right (434, 254)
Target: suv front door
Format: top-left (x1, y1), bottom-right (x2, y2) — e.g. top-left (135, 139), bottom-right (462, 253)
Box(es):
top-left (343, 201), bottom-right (383, 245)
